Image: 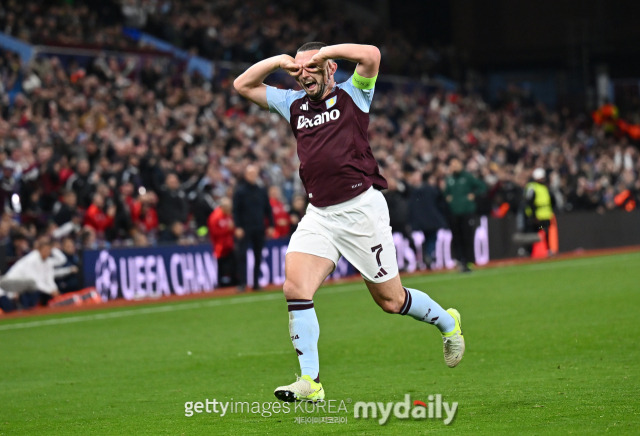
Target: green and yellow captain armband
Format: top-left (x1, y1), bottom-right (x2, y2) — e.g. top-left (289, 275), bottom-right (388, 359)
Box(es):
top-left (352, 71), bottom-right (377, 90)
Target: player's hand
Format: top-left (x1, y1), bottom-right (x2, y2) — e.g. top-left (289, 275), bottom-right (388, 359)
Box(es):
top-left (280, 55), bottom-right (301, 78)
top-left (235, 228), bottom-right (245, 239)
top-left (305, 47), bottom-right (330, 69)
top-left (303, 52), bottom-right (331, 83)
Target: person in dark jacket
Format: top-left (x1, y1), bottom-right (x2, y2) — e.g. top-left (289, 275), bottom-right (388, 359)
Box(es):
top-left (383, 177), bottom-right (417, 269)
top-left (232, 164), bottom-right (274, 291)
top-left (383, 177), bottom-right (410, 238)
top-left (65, 158), bottom-right (96, 209)
top-left (54, 236), bottom-right (81, 294)
top-left (408, 171), bottom-right (448, 267)
top-left (444, 158), bottom-right (486, 272)
top-left (156, 173), bottom-right (189, 242)
top-left (53, 189), bottom-right (80, 227)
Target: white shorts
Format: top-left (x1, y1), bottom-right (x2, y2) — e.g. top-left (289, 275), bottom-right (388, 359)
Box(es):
top-left (287, 187), bottom-right (399, 283)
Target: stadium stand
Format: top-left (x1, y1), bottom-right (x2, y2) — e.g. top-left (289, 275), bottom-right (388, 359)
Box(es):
top-left (0, 1), bottom-right (638, 281)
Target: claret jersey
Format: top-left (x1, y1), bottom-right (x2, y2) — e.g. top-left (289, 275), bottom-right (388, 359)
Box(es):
top-left (266, 74), bottom-right (387, 207)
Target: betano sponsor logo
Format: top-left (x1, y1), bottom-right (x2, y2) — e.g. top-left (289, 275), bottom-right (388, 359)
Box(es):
top-left (297, 109), bottom-right (340, 129)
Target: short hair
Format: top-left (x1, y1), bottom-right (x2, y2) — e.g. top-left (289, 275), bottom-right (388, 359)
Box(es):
top-left (297, 42), bottom-right (327, 53)
top-left (35, 234), bottom-right (52, 248)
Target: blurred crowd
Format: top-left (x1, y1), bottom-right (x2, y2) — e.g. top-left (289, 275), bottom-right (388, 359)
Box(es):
top-left (1, 44), bottom-right (637, 251)
top-left (0, 0), bottom-right (128, 50)
top-left (0, 1), bottom-right (638, 301)
top-left (370, 87), bottom-right (640, 218)
top-left (0, 0), bottom-right (452, 78)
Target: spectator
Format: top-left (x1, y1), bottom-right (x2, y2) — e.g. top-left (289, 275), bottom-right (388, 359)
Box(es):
top-left (232, 164), bottom-right (274, 291)
top-left (111, 181), bottom-right (136, 240)
top-left (4, 231), bottom-right (31, 270)
top-left (613, 169), bottom-right (639, 212)
top-left (0, 234), bottom-right (59, 311)
top-left (268, 185), bottom-right (290, 239)
top-left (566, 176), bottom-right (599, 212)
top-left (444, 157), bottom-right (486, 272)
top-left (83, 192), bottom-right (116, 239)
top-left (524, 168), bottom-right (556, 256)
top-left (383, 176), bottom-right (411, 241)
top-left (1, 160), bottom-right (18, 212)
top-left (408, 171), bottom-right (448, 267)
top-left (53, 189), bottom-right (80, 227)
top-left (208, 197), bottom-right (236, 287)
top-left (65, 158), bottom-right (97, 209)
top-left (288, 194), bottom-right (307, 236)
top-left (190, 182), bottom-right (217, 238)
top-left (156, 173), bottom-right (189, 242)
top-left (52, 237), bottom-right (81, 294)
top-left (131, 191), bottom-right (159, 237)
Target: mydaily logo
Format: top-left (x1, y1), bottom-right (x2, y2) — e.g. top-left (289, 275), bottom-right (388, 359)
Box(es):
top-left (297, 109), bottom-right (340, 129)
top-left (354, 394), bottom-right (458, 425)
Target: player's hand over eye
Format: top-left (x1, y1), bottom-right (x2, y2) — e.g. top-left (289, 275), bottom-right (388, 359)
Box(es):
top-left (280, 55), bottom-right (302, 77)
top-left (303, 53), bottom-right (328, 72)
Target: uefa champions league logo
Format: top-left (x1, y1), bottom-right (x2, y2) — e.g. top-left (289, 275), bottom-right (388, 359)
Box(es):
top-left (94, 250), bottom-right (118, 301)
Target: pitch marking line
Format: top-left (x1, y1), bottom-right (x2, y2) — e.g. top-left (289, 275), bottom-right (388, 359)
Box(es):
top-left (0, 253), bottom-right (635, 332)
top-left (0, 284), bottom-right (364, 332)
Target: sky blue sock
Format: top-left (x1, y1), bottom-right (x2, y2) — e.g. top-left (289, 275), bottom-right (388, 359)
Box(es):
top-left (287, 299), bottom-right (320, 382)
top-left (399, 287), bottom-right (455, 333)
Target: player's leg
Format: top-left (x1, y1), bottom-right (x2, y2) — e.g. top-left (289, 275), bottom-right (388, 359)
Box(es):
top-left (337, 188), bottom-right (464, 367)
top-left (274, 252), bottom-right (334, 403)
top-left (283, 252), bottom-right (334, 380)
top-left (365, 274), bottom-right (465, 368)
top-left (365, 274), bottom-right (455, 333)
top-left (274, 208), bottom-right (339, 403)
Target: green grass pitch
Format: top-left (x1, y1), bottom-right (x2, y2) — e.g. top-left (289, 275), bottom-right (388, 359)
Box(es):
top-left (1, 251), bottom-right (639, 435)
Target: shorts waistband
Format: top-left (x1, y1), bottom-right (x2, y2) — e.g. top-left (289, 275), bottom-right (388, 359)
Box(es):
top-left (308, 186), bottom-right (375, 215)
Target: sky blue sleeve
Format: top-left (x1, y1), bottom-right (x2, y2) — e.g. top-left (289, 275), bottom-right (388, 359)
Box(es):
top-left (337, 74), bottom-right (375, 113)
top-left (266, 86), bottom-right (306, 122)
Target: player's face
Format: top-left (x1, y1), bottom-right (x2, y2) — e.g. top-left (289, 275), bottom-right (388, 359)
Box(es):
top-left (294, 50), bottom-right (329, 101)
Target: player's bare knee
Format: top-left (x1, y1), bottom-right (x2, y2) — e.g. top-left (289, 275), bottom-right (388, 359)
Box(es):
top-left (282, 278), bottom-right (310, 300)
top-left (282, 279), bottom-right (297, 298)
top-left (377, 297), bottom-right (403, 314)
